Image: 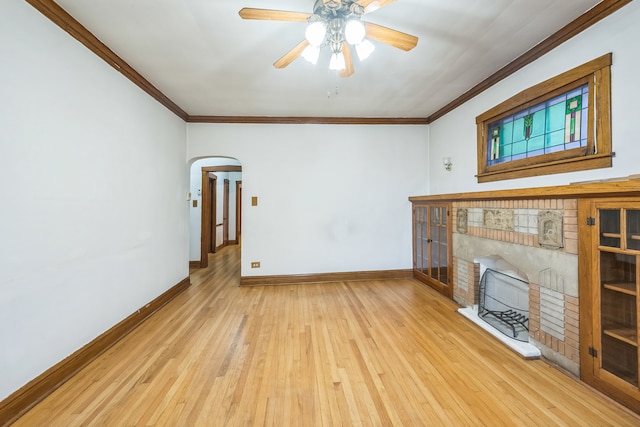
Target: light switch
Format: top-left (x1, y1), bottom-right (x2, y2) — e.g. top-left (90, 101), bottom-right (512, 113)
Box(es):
top-left (192, 200), bottom-right (198, 208)
top-left (252, 196), bottom-right (258, 206)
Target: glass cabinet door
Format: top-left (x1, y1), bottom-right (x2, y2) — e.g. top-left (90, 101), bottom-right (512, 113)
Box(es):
top-left (429, 206), bottom-right (449, 285)
top-left (413, 206), bottom-right (429, 275)
top-left (412, 203), bottom-right (452, 298)
top-left (597, 207), bottom-right (640, 387)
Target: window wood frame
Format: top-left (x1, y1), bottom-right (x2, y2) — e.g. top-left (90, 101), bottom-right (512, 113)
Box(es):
top-left (476, 53), bottom-right (612, 183)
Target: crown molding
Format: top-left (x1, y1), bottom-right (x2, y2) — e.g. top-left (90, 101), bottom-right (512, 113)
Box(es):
top-left (425, 0), bottom-right (633, 124)
top-left (26, 0), bottom-right (632, 126)
top-left (186, 116), bottom-right (428, 125)
top-left (25, 0), bottom-right (189, 121)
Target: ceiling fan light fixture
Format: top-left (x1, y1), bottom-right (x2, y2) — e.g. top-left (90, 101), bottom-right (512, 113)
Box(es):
top-left (239, 0), bottom-right (418, 77)
top-left (305, 21), bottom-right (326, 47)
top-left (329, 52), bottom-right (346, 71)
top-left (301, 45), bottom-right (321, 64)
top-left (344, 19), bottom-right (366, 45)
top-left (355, 39), bottom-right (375, 61)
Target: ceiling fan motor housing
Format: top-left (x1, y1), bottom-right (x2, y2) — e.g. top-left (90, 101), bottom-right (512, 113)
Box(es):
top-left (328, 18), bottom-right (345, 53)
top-left (311, 0), bottom-right (365, 23)
top-left (310, 0), bottom-right (366, 53)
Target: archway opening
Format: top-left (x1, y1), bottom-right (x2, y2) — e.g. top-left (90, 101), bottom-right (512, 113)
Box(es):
top-left (188, 157), bottom-right (242, 268)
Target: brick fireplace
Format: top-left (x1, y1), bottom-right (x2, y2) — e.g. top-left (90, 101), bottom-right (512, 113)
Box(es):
top-left (451, 198), bottom-right (580, 375)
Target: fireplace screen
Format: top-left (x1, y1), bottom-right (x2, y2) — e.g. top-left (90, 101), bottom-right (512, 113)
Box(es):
top-left (478, 268), bottom-right (529, 342)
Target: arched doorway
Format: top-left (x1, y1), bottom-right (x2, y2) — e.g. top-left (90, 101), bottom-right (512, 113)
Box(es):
top-left (188, 157), bottom-right (242, 268)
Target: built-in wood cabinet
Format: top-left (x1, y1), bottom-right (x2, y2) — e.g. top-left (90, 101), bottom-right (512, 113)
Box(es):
top-left (410, 178), bottom-right (640, 413)
top-left (412, 202), bottom-right (452, 298)
top-left (580, 198), bottom-right (640, 412)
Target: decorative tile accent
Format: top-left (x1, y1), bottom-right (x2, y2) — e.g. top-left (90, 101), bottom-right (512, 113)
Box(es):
top-left (540, 288), bottom-right (565, 340)
top-left (514, 209), bottom-right (539, 234)
top-left (539, 268), bottom-right (565, 293)
top-left (483, 209), bottom-right (514, 231)
top-left (453, 258), bottom-right (479, 307)
top-left (457, 260), bottom-right (469, 292)
top-left (457, 208), bottom-right (468, 234)
top-left (467, 208), bottom-right (483, 228)
top-left (538, 210), bottom-right (564, 249)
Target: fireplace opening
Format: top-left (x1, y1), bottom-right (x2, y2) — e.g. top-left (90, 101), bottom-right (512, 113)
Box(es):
top-left (458, 255), bottom-right (539, 358)
top-left (478, 268), bottom-right (529, 342)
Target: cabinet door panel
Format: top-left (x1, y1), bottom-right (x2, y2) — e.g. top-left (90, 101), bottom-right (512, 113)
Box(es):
top-left (411, 203), bottom-right (452, 298)
top-left (589, 201), bottom-right (640, 409)
top-left (599, 209), bottom-right (621, 248)
top-left (627, 210), bottom-right (640, 251)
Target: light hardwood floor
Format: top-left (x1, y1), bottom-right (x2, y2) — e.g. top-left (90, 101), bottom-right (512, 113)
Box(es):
top-left (13, 246), bottom-right (640, 426)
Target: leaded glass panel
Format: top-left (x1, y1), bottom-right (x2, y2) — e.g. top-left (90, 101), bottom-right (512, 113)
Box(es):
top-left (487, 83), bottom-right (589, 166)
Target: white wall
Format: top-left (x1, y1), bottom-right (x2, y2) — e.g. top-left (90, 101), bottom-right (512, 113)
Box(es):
top-left (428, 1), bottom-right (640, 194)
top-left (188, 158), bottom-right (242, 260)
top-left (187, 124), bottom-right (430, 277)
top-left (0, 2), bottom-right (188, 401)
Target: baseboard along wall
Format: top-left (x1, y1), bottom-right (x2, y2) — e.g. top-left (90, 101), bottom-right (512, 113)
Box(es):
top-left (239, 269), bottom-right (413, 286)
top-left (0, 277), bottom-right (191, 427)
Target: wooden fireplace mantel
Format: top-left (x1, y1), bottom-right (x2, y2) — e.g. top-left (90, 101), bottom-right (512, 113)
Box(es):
top-left (409, 176), bottom-right (640, 203)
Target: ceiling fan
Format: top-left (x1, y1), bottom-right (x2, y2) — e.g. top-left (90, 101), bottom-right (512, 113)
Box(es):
top-left (239, 0), bottom-right (418, 78)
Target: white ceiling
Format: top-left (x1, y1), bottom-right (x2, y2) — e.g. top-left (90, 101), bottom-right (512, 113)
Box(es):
top-left (54, 0), bottom-right (601, 118)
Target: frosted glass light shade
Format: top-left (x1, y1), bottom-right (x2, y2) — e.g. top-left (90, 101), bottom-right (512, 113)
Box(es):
top-left (301, 45), bottom-right (320, 65)
top-left (305, 22), bottom-right (327, 47)
top-left (329, 52), bottom-right (346, 70)
top-left (355, 39), bottom-right (375, 61)
top-left (345, 20), bottom-right (366, 45)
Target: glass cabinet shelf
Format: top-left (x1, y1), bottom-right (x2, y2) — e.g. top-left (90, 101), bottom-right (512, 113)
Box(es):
top-left (603, 282), bottom-right (637, 296)
top-left (602, 233), bottom-right (622, 239)
top-left (604, 328), bottom-right (638, 347)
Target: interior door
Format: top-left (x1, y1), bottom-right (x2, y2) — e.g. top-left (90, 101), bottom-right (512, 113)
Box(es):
top-left (223, 179), bottom-right (229, 246)
top-left (209, 174), bottom-right (217, 253)
top-left (236, 181), bottom-right (242, 244)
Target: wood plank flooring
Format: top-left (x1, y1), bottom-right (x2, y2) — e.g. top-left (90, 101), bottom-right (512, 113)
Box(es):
top-left (13, 246), bottom-right (640, 426)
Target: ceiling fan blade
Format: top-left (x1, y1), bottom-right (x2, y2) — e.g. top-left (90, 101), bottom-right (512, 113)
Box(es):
top-left (274, 40), bottom-right (309, 69)
top-left (358, 0), bottom-right (396, 13)
top-left (239, 8), bottom-right (311, 22)
top-left (364, 22), bottom-right (418, 51)
top-left (340, 43), bottom-right (354, 78)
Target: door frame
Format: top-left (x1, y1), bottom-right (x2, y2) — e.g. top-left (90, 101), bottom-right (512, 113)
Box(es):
top-left (235, 181), bottom-right (242, 244)
top-left (199, 165), bottom-right (242, 268)
top-left (223, 178), bottom-right (230, 247)
top-left (200, 169), bottom-right (216, 268)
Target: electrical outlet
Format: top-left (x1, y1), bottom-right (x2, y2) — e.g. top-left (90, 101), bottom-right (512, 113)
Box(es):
top-left (251, 262), bottom-right (261, 268)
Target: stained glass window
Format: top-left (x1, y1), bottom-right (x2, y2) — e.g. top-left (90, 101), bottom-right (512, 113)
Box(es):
top-left (475, 53), bottom-right (612, 183)
top-left (486, 84), bottom-right (588, 165)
